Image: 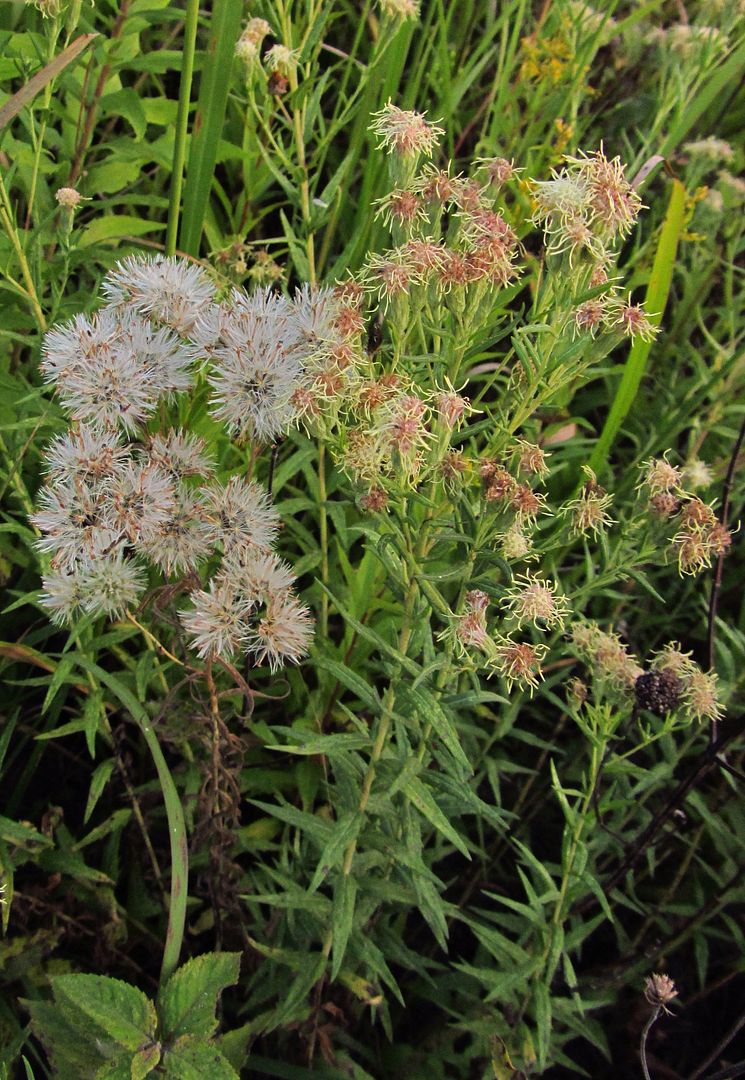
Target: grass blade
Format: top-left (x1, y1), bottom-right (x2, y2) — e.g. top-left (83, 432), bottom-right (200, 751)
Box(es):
top-left (179, 0), bottom-right (243, 256)
top-left (165, 0), bottom-right (200, 256)
top-left (587, 178), bottom-right (687, 475)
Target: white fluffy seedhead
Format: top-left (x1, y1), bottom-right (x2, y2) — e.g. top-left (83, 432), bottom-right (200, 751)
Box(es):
top-left (102, 254), bottom-right (216, 335)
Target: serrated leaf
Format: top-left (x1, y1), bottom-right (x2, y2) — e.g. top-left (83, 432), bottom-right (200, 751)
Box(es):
top-left (161, 1037), bottom-right (238, 1079)
top-left (157, 952), bottom-right (241, 1041)
top-left (214, 1024), bottom-right (251, 1072)
top-left (52, 974), bottom-right (157, 1052)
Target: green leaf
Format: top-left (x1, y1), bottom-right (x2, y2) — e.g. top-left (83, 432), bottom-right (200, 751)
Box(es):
top-left (84, 758), bottom-right (116, 824)
top-left (179, 0), bottom-right (243, 255)
top-left (79, 215), bottom-right (165, 248)
top-left (0, 33), bottom-right (98, 130)
top-left (331, 874), bottom-right (357, 981)
top-left (51, 974), bottom-right (157, 1053)
top-left (400, 684), bottom-right (471, 774)
top-left (312, 654), bottom-right (381, 714)
top-left (100, 88), bottom-right (147, 140)
top-left (25, 998), bottom-right (106, 1077)
top-left (157, 952), bottom-right (241, 1041)
top-left (402, 777), bottom-right (471, 859)
top-left (214, 1024), bottom-right (252, 1073)
top-left (161, 1036), bottom-right (239, 1079)
top-left (308, 813), bottom-right (362, 892)
top-left (587, 178), bottom-right (687, 474)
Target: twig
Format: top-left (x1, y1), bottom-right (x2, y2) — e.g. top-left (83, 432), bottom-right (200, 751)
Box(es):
top-left (574, 714), bottom-right (745, 915)
top-left (688, 1011), bottom-right (745, 1080)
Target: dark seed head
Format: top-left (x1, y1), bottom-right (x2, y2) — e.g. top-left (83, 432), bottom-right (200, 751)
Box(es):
top-left (634, 670), bottom-right (682, 716)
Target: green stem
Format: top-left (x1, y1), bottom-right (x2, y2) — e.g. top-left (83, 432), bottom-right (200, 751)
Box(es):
top-left (318, 443), bottom-right (329, 638)
top-left (74, 658), bottom-right (188, 983)
top-left (166, 0), bottom-right (200, 257)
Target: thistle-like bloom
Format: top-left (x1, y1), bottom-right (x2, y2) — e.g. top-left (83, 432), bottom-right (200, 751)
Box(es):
top-left (145, 430), bottom-right (214, 480)
top-left (138, 488), bottom-right (212, 576)
top-left (247, 590), bottom-right (314, 671)
top-left (570, 621), bottom-right (643, 691)
top-left (102, 255), bottom-right (216, 335)
top-left (203, 477), bottom-right (280, 553)
top-left (561, 468), bottom-right (615, 537)
top-left (205, 293), bottom-right (304, 443)
top-left (502, 573), bottom-right (570, 630)
top-left (361, 249), bottom-right (425, 306)
top-left (34, 481), bottom-right (117, 570)
top-left (370, 102), bottom-right (444, 158)
top-left (499, 522), bottom-right (534, 561)
top-left (683, 668), bottom-right (724, 723)
top-left (639, 455), bottom-right (683, 496)
top-left (533, 148), bottom-right (641, 259)
top-left (45, 425), bottom-right (130, 486)
top-left (378, 0), bottom-right (420, 19)
top-left (220, 547), bottom-right (296, 605)
top-left (42, 310), bottom-right (186, 432)
top-left (608, 298), bottom-right (659, 342)
top-left (103, 462), bottom-right (176, 546)
top-left (180, 580), bottom-right (253, 660)
top-left (644, 973), bottom-right (678, 1013)
top-left (375, 188), bottom-right (428, 230)
top-left (684, 137), bottom-right (734, 163)
top-left (492, 636), bottom-right (547, 693)
top-left (81, 553), bottom-right (146, 619)
top-left (570, 148), bottom-right (643, 240)
top-left (513, 439), bottom-right (549, 479)
top-left (264, 45), bottom-right (297, 75)
top-left (39, 568), bottom-right (89, 625)
top-left (55, 187), bottom-right (82, 209)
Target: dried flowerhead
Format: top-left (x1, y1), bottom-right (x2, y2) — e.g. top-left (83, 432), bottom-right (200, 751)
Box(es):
top-left (370, 102), bottom-right (444, 158)
top-left (502, 573), bottom-right (570, 630)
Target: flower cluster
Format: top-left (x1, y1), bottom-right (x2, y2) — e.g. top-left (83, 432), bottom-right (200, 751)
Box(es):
top-left (570, 624), bottom-right (725, 722)
top-left (638, 454), bottom-right (733, 575)
top-left (35, 256), bottom-right (316, 669)
top-left (532, 147), bottom-right (643, 263)
top-left (442, 588), bottom-right (551, 694)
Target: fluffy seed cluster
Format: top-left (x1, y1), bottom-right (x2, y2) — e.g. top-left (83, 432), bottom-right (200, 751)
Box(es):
top-left (35, 256), bottom-right (315, 670)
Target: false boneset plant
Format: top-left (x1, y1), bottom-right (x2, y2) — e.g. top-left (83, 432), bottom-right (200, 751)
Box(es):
top-left (27, 102), bottom-right (732, 1072)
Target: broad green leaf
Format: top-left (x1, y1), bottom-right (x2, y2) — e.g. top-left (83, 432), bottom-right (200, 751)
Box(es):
top-left (79, 216), bottom-right (165, 248)
top-left (161, 1036), bottom-right (238, 1079)
top-left (157, 952), bottom-right (241, 1041)
top-left (51, 974), bottom-right (157, 1052)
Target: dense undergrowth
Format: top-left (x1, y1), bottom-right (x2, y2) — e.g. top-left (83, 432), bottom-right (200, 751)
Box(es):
top-left (0, 0), bottom-right (744, 1077)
